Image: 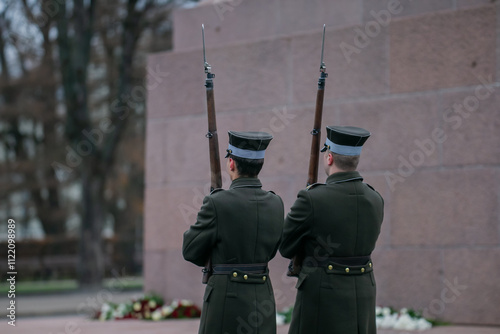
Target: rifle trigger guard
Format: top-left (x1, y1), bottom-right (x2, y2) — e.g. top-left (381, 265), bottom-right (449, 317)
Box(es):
top-left (206, 131), bottom-right (213, 138)
top-left (311, 129), bottom-right (320, 135)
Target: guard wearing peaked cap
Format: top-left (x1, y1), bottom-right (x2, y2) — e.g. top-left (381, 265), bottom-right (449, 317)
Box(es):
top-left (280, 125), bottom-right (384, 334)
top-left (225, 130), bottom-right (273, 159)
top-left (320, 125), bottom-right (371, 155)
top-left (183, 131), bottom-right (284, 334)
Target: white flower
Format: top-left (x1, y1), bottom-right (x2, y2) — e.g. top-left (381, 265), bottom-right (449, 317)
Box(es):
top-left (375, 306), bottom-right (433, 331)
top-left (382, 307), bottom-right (392, 316)
top-left (116, 303), bottom-right (128, 314)
top-left (180, 299), bottom-right (194, 307)
top-left (394, 314), bottom-right (417, 330)
top-left (152, 309), bottom-right (163, 321)
top-left (133, 302), bottom-right (142, 312)
top-left (276, 313), bottom-right (286, 326)
top-left (99, 304), bottom-right (111, 322)
top-left (416, 318), bottom-right (433, 330)
top-left (379, 314), bottom-right (398, 329)
top-left (100, 303), bottom-right (111, 314)
top-left (162, 305), bottom-right (174, 317)
top-left (148, 300), bottom-right (157, 309)
top-left (112, 310), bottom-right (123, 319)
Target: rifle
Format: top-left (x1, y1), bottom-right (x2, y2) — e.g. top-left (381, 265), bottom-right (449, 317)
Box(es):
top-left (287, 25), bottom-right (328, 277)
top-left (201, 24), bottom-right (222, 284)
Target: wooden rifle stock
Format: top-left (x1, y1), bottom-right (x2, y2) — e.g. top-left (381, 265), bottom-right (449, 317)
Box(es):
top-left (202, 25), bottom-right (222, 284)
top-left (206, 80), bottom-right (222, 191)
top-left (307, 87), bottom-right (326, 186)
top-left (287, 25), bottom-right (328, 277)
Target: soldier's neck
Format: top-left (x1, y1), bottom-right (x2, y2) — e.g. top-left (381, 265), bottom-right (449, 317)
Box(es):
top-left (327, 165), bottom-right (344, 176)
top-left (229, 171), bottom-right (241, 181)
top-left (232, 174), bottom-right (258, 181)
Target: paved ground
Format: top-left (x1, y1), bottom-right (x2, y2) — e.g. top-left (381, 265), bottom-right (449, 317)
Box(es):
top-left (0, 291), bottom-right (498, 333)
top-left (0, 316), bottom-right (499, 334)
top-left (0, 290), bottom-right (144, 317)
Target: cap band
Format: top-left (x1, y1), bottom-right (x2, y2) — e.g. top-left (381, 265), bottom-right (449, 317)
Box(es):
top-left (227, 144), bottom-right (266, 159)
top-left (325, 138), bottom-right (362, 156)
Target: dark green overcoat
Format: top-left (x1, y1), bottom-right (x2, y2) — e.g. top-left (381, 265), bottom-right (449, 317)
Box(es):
top-left (280, 171), bottom-right (384, 334)
top-left (183, 177), bottom-right (284, 334)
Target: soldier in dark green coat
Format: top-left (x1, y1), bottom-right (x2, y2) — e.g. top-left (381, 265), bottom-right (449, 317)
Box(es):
top-left (183, 131), bottom-right (284, 334)
top-left (280, 126), bottom-right (384, 334)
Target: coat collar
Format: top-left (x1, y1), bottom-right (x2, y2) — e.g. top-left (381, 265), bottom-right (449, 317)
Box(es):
top-left (326, 171), bottom-right (363, 184)
top-left (229, 177), bottom-right (263, 189)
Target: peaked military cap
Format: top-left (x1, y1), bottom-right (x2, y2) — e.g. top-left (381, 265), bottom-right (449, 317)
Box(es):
top-left (320, 126), bottom-right (371, 156)
top-left (225, 131), bottom-right (273, 159)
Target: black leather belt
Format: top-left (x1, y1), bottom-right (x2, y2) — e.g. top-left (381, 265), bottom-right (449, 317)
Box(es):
top-left (304, 256), bottom-right (371, 267)
top-left (302, 256), bottom-right (373, 275)
top-left (303, 256), bottom-right (372, 275)
top-left (212, 263), bottom-right (267, 275)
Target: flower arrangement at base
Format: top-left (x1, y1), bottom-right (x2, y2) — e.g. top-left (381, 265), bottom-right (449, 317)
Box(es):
top-left (151, 299), bottom-right (202, 321)
top-left (277, 305), bottom-right (433, 330)
top-left (94, 294), bottom-right (201, 321)
top-left (376, 306), bottom-right (432, 331)
top-left (276, 307), bottom-right (294, 326)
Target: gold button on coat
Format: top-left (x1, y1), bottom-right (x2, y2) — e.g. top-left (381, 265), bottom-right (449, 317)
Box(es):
top-left (263, 276), bottom-right (267, 281)
top-left (361, 268), bottom-right (365, 273)
top-left (244, 274), bottom-right (248, 280)
top-left (345, 268), bottom-right (350, 273)
top-left (328, 265), bottom-right (333, 270)
top-left (369, 263), bottom-right (372, 268)
top-left (233, 272), bottom-right (237, 277)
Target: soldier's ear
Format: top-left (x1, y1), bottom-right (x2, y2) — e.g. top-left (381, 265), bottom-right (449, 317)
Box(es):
top-left (327, 152), bottom-right (334, 166)
top-left (229, 158), bottom-right (236, 171)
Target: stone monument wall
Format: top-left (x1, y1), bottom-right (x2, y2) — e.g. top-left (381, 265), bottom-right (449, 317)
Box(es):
top-left (145, 0), bottom-right (500, 325)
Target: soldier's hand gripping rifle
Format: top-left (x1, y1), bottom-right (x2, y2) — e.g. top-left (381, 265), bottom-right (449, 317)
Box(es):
top-left (201, 24), bottom-right (222, 284)
top-left (287, 25), bottom-right (328, 277)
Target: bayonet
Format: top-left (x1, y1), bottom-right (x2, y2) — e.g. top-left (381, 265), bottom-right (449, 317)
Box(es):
top-left (320, 24), bottom-right (326, 73)
top-left (202, 24), bottom-right (212, 75)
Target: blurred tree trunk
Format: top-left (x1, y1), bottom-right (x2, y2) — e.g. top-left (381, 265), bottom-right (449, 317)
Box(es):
top-left (56, 0), bottom-right (105, 288)
top-left (56, 0), bottom-right (162, 288)
top-left (0, 9), bottom-right (13, 104)
top-left (22, 0), bottom-right (67, 237)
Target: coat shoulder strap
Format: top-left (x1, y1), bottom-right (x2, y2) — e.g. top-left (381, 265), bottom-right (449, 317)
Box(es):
top-left (209, 188), bottom-right (224, 195)
top-left (306, 183), bottom-right (325, 191)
